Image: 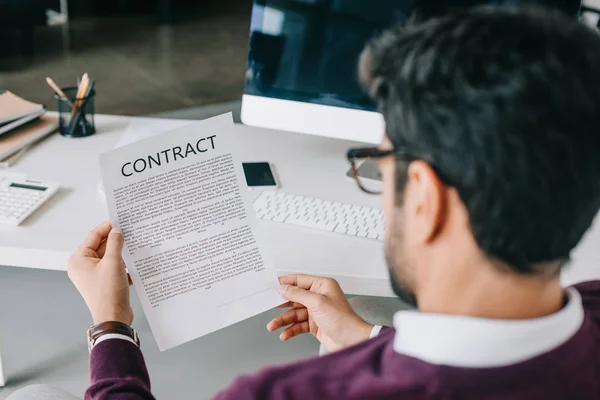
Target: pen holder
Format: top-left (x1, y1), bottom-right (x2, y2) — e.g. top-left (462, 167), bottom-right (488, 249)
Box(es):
top-left (56, 86), bottom-right (96, 138)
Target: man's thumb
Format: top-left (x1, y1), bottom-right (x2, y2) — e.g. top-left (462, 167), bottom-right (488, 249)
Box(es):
top-left (278, 285), bottom-right (318, 307)
top-left (105, 227), bottom-right (124, 259)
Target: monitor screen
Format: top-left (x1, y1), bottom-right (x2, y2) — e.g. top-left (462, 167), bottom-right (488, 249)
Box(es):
top-left (244, 0), bottom-right (580, 112)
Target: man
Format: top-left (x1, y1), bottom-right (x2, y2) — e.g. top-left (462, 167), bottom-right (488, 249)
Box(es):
top-left (65, 5), bottom-right (600, 400)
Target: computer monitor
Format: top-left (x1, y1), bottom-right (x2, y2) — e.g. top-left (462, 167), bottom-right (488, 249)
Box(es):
top-left (241, 0), bottom-right (581, 145)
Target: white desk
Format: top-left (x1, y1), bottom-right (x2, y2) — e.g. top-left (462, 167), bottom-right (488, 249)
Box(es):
top-left (1, 114), bottom-right (600, 298)
top-left (0, 114), bottom-right (393, 296)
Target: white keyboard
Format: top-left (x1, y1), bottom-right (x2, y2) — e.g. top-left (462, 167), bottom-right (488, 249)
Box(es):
top-left (0, 173), bottom-right (60, 226)
top-left (253, 191), bottom-right (385, 241)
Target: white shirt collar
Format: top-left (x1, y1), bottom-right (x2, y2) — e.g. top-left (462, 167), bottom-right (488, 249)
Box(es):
top-left (393, 287), bottom-right (584, 368)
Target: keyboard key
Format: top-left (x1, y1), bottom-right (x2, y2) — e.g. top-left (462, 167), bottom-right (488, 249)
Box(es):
top-left (285, 217), bottom-right (336, 231)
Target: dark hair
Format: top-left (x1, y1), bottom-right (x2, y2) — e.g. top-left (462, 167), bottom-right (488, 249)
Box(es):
top-left (360, 6), bottom-right (600, 274)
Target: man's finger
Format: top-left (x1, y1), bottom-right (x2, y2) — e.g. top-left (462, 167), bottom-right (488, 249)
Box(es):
top-left (78, 222), bottom-right (112, 254)
top-left (266, 308), bottom-right (308, 332)
top-left (278, 284), bottom-right (321, 308)
top-left (104, 227), bottom-right (125, 259)
top-left (128, 273), bottom-right (133, 286)
top-left (278, 274), bottom-right (323, 290)
top-left (280, 321), bottom-right (310, 341)
top-left (97, 239), bottom-right (108, 258)
top-left (279, 274), bottom-right (319, 289)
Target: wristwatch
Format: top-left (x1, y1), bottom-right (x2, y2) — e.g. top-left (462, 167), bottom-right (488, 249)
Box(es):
top-left (87, 321), bottom-right (140, 352)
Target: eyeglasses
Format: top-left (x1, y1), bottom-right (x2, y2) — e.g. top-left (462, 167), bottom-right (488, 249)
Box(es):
top-left (346, 146), bottom-right (418, 195)
top-left (347, 146), bottom-right (451, 195)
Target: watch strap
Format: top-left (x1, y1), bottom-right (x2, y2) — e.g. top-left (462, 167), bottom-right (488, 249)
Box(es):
top-left (87, 321), bottom-right (140, 352)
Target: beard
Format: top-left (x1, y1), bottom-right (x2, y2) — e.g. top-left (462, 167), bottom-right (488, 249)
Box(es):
top-left (389, 268), bottom-right (418, 307)
top-left (385, 215), bottom-right (418, 308)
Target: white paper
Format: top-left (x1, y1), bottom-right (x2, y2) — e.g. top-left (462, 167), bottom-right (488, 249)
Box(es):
top-left (116, 117), bottom-right (197, 148)
top-left (100, 113), bottom-right (281, 350)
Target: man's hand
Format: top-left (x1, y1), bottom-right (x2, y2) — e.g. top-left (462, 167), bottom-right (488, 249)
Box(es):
top-left (267, 274), bottom-right (373, 353)
top-left (68, 221), bottom-right (133, 326)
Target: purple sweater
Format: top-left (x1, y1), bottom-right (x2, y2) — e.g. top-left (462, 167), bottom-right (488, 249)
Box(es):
top-left (86, 281), bottom-right (600, 399)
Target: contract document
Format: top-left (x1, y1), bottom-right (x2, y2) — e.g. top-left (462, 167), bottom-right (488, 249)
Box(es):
top-left (99, 113), bottom-right (281, 350)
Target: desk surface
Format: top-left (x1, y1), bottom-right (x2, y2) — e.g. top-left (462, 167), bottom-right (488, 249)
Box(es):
top-left (1, 114), bottom-right (599, 296)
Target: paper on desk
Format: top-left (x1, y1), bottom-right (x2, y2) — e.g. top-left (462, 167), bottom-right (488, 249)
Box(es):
top-left (100, 113), bottom-right (281, 351)
top-left (116, 117), bottom-right (197, 148)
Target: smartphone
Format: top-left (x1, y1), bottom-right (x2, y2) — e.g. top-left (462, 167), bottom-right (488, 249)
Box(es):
top-left (242, 162), bottom-right (279, 188)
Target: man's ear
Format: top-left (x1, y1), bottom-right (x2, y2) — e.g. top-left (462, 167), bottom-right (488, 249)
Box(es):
top-left (406, 161), bottom-right (447, 244)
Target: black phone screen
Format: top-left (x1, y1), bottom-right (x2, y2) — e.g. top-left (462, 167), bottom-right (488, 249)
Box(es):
top-left (242, 162), bottom-right (277, 187)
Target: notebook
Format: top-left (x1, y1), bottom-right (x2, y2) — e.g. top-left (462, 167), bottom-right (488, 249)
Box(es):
top-left (0, 91), bottom-right (45, 125)
top-left (0, 116), bottom-right (59, 161)
top-left (0, 107), bottom-right (45, 137)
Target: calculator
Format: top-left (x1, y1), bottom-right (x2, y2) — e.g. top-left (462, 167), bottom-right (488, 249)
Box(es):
top-left (0, 174), bottom-right (60, 226)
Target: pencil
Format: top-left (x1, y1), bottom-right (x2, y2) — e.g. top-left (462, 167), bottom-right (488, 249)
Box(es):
top-left (45, 77), bottom-right (74, 108)
top-left (71, 73), bottom-right (90, 119)
top-left (74, 73), bottom-right (89, 110)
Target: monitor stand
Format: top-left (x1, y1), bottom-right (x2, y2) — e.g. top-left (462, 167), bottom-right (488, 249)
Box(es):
top-left (345, 159), bottom-right (382, 184)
